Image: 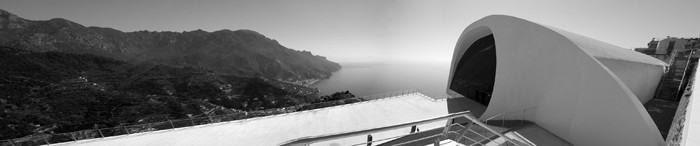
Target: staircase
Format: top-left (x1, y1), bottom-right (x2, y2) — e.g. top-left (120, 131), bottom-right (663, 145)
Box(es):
top-left (374, 121), bottom-right (533, 146)
top-left (280, 111), bottom-right (534, 146)
top-left (655, 50), bottom-right (693, 101)
top-left (449, 122), bottom-right (528, 146)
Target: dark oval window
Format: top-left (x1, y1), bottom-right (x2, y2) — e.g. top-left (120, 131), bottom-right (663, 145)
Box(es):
top-left (449, 34), bottom-right (496, 106)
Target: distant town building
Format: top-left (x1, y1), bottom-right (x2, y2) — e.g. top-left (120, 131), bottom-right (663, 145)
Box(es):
top-left (635, 37), bottom-right (700, 62)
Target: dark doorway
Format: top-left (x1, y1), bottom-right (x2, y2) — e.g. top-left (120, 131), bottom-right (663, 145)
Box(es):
top-left (449, 34), bottom-right (496, 106)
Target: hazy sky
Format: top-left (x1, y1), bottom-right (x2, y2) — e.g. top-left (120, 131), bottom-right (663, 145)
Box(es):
top-left (2, 0), bottom-right (699, 63)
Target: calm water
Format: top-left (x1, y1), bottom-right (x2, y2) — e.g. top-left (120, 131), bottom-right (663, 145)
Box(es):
top-left (311, 61), bottom-right (451, 97)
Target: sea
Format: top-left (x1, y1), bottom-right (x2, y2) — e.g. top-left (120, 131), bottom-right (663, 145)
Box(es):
top-left (310, 61), bottom-right (451, 98)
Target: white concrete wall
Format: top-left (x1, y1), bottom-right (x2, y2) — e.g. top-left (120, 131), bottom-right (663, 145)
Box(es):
top-left (546, 27), bottom-right (666, 103)
top-left (657, 38), bottom-right (671, 54)
top-left (448, 15), bottom-right (666, 146)
top-left (596, 58), bottom-right (664, 103)
top-left (684, 64), bottom-right (700, 146)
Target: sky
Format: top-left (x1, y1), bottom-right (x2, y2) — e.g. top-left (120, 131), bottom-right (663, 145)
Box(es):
top-left (2, 0), bottom-right (700, 63)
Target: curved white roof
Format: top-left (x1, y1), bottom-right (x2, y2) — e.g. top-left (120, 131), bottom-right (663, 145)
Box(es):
top-left (449, 15), bottom-right (666, 146)
top-left (545, 25), bottom-right (668, 67)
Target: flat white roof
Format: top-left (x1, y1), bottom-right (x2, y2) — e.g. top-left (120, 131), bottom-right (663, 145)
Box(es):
top-left (55, 93), bottom-right (450, 146)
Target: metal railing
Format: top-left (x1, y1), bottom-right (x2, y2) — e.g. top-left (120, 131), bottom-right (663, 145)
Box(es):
top-left (359, 89), bottom-right (422, 101)
top-left (675, 50), bottom-right (696, 100)
top-left (481, 106), bottom-right (538, 128)
top-left (0, 89), bottom-right (428, 146)
top-left (451, 106), bottom-right (538, 146)
top-left (654, 49), bottom-right (681, 100)
top-left (279, 111), bottom-right (470, 146)
top-left (279, 110), bottom-right (530, 146)
top-left (667, 49), bottom-right (680, 66)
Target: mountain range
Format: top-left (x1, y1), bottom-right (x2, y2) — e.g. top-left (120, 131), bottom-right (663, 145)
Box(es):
top-left (0, 9), bottom-right (341, 84)
top-left (0, 9), bottom-right (351, 140)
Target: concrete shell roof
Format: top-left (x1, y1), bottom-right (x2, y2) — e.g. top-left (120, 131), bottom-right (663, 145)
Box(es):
top-left (543, 25), bottom-right (668, 67)
top-left (450, 15), bottom-right (666, 146)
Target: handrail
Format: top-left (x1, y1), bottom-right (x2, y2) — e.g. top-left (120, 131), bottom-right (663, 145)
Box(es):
top-left (668, 49), bottom-right (679, 66)
top-left (280, 110), bottom-right (527, 146)
top-left (512, 131), bottom-right (537, 146)
top-left (482, 113), bottom-right (507, 122)
top-left (654, 49), bottom-right (681, 99)
top-left (386, 133), bottom-right (443, 146)
top-left (675, 50), bottom-right (696, 100)
top-left (481, 106), bottom-right (537, 123)
top-left (279, 111), bottom-right (471, 146)
top-left (456, 114), bottom-right (522, 146)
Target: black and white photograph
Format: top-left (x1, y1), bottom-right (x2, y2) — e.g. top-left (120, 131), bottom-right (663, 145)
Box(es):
top-left (1, 0), bottom-right (699, 145)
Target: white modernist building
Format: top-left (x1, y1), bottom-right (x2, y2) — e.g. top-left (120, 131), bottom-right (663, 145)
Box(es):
top-left (42, 15), bottom-right (677, 146)
top-left (447, 15), bottom-right (668, 146)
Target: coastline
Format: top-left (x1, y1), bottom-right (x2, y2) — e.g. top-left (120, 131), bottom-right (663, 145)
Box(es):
top-left (302, 78), bottom-right (320, 87)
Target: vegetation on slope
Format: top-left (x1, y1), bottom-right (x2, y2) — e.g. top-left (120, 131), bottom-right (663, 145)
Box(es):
top-left (0, 47), bottom-right (354, 140)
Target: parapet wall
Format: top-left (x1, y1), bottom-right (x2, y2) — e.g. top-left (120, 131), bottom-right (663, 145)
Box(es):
top-left (668, 63), bottom-right (700, 145)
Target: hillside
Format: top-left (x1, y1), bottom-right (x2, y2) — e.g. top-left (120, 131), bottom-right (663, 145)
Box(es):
top-left (0, 47), bottom-right (354, 140)
top-left (0, 8), bottom-right (350, 140)
top-left (0, 9), bottom-right (341, 83)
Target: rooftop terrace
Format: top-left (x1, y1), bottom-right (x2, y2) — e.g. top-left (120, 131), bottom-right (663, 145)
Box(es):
top-left (52, 93), bottom-right (462, 146)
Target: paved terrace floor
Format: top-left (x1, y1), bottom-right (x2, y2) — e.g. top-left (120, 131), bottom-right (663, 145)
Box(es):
top-left (54, 93), bottom-right (464, 146)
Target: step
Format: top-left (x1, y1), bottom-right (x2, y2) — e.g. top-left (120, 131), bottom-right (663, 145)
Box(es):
top-left (658, 95), bottom-right (678, 98)
top-left (659, 92), bottom-right (678, 96)
top-left (658, 94), bottom-right (678, 98)
top-left (661, 86), bottom-right (680, 90)
top-left (662, 84), bottom-right (680, 87)
top-left (659, 91), bottom-right (677, 93)
top-left (661, 87), bottom-right (681, 90)
top-left (658, 91), bottom-right (675, 94)
top-left (662, 85), bottom-right (681, 87)
top-left (661, 85), bottom-right (680, 88)
top-left (662, 78), bottom-right (681, 81)
top-left (659, 90), bottom-right (679, 93)
top-left (656, 95), bottom-right (679, 100)
top-left (496, 123), bottom-right (573, 146)
top-left (664, 75), bottom-right (682, 78)
top-left (662, 81), bottom-right (681, 84)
